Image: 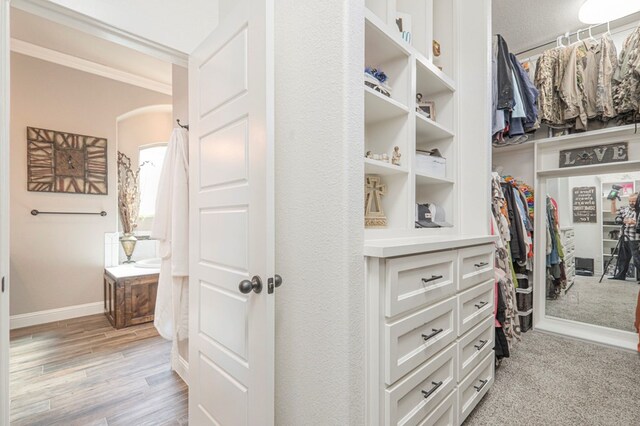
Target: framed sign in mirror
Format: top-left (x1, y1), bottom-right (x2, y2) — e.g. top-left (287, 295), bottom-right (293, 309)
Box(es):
top-left (27, 126), bottom-right (108, 195)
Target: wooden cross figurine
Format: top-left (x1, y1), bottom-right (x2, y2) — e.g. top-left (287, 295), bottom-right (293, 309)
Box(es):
top-left (365, 175), bottom-right (387, 228)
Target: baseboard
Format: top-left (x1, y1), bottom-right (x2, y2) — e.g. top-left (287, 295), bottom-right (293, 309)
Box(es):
top-left (10, 301), bottom-right (104, 330)
top-left (172, 354), bottom-right (189, 386)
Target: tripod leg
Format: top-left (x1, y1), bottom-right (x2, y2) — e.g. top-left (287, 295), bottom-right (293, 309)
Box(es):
top-left (600, 235), bottom-right (626, 283)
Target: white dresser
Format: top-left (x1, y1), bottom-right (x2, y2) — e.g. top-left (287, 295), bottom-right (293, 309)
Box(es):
top-left (365, 236), bottom-right (496, 426)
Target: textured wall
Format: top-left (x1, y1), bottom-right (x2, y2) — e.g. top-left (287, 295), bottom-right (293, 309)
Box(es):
top-left (274, 0), bottom-right (365, 424)
top-left (10, 53), bottom-right (170, 315)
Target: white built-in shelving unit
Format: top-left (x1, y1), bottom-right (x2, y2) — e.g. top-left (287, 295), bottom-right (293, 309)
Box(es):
top-left (363, 0), bottom-right (457, 238)
top-left (363, 2), bottom-right (494, 426)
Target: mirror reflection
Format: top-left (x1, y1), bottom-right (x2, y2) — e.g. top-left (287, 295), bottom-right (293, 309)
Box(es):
top-left (545, 172), bottom-right (640, 332)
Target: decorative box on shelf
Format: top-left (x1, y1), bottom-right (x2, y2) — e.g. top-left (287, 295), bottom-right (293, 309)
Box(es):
top-left (416, 149), bottom-right (446, 178)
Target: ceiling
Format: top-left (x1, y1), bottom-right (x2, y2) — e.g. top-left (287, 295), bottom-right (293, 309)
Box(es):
top-left (46, 0), bottom-right (219, 54)
top-left (10, 8), bottom-right (172, 88)
top-left (493, 0), bottom-right (640, 54)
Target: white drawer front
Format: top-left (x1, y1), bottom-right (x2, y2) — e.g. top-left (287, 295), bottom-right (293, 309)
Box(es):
top-left (457, 315), bottom-right (494, 381)
top-left (386, 251), bottom-right (457, 318)
top-left (385, 297), bottom-right (457, 385)
top-left (457, 280), bottom-right (494, 336)
top-left (458, 352), bottom-right (494, 423)
top-left (385, 344), bottom-right (457, 426)
top-left (458, 245), bottom-right (494, 291)
top-left (417, 389), bottom-right (457, 426)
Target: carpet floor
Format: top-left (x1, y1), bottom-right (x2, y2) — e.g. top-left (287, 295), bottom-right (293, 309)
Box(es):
top-left (463, 331), bottom-right (640, 426)
top-left (546, 275), bottom-right (638, 332)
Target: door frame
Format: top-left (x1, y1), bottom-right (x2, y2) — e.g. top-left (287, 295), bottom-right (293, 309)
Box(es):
top-left (0, 2), bottom-right (190, 424)
top-left (0, 0), bottom-right (10, 423)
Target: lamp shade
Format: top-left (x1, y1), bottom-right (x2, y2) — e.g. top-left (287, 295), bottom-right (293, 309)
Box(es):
top-left (579, 0), bottom-right (640, 24)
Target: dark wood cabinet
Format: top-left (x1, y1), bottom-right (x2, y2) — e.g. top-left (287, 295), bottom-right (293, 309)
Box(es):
top-left (104, 267), bottom-right (159, 329)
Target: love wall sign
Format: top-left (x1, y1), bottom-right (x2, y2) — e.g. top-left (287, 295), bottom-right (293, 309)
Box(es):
top-left (559, 142), bottom-right (628, 168)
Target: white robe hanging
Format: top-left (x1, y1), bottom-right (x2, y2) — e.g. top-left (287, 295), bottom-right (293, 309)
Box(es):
top-left (151, 128), bottom-right (189, 359)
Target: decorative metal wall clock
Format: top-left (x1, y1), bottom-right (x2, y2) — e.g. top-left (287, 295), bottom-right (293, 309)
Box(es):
top-left (27, 127), bottom-right (108, 195)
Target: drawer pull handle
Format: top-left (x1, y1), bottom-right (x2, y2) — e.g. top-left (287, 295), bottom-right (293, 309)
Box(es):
top-left (474, 301), bottom-right (488, 309)
top-left (474, 262), bottom-right (489, 268)
top-left (422, 328), bottom-right (444, 341)
top-left (421, 381), bottom-right (443, 399)
top-left (422, 275), bottom-right (443, 284)
top-left (474, 379), bottom-right (488, 392)
top-left (474, 339), bottom-right (488, 351)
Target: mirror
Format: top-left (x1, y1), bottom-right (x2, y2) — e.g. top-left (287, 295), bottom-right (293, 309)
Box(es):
top-left (545, 172), bottom-right (640, 332)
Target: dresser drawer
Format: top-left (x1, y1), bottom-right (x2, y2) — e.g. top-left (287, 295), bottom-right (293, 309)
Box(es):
top-left (458, 245), bottom-right (494, 291)
top-left (458, 352), bottom-right (493, 423)
top-left (385, 344), bottom-right (457, 426)
top-left (386, 251), bottom-right (457, 318)
top-left (457, 280), bottom-right (493, 336)
top-left (457, 315), bottom-right (494, 381)
top-left (417, 389), bottom-right (457, 426)
top-left (385, 297), bottom-right (457, 385)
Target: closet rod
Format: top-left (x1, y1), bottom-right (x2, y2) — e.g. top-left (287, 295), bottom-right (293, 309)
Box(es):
top-left (31, 209), bottom-right (107, 216)
top-left (514, 21), bottom-right (611, 56)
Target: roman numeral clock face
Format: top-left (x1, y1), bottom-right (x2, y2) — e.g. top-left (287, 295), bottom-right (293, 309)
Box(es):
top-left (27, 127), bottom-right (108, 195)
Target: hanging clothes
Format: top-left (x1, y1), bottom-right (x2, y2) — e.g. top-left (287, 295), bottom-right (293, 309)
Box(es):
top-left (151, 128), bottom-right (190, 368)
top-left (491, 173), bottom-right (527, 350)
top-left (545, 196), bottom-right (567, 298)
top-left (492, 35), bottom-right (539, 146)
top-left (531, 28), bottom-right (622, 133)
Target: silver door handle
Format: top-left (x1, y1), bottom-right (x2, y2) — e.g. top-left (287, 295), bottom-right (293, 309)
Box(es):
top-left (239, 276), bottom-right (263, 294)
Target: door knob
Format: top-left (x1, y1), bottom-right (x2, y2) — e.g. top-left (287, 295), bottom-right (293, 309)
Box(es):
top-left (239, 275), bottom-right (263, 294)
top-left (274, 274), bottom-right (283, 288)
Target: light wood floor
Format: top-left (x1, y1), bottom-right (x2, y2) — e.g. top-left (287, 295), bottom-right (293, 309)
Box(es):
top-left (9, 314), bottom-right (188, 426)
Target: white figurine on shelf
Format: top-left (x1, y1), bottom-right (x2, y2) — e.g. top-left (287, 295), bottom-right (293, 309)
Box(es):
top-left (392, 146), bottom-right (401, 166)
top-left (381, 153), bottom-right (389, 163)
top-left (365, 151), bottom-right (373, 159)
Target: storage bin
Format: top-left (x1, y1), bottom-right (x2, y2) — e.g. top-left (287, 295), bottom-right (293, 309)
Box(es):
top-left (519, 312), bottom-right (532, 332)
top-left (516, 291), bottom-right (532, 312)
top-left (416, 151), bottom-right (446, 178)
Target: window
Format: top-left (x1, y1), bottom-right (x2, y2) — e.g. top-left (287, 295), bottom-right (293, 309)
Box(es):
top-left (138, 144), bottom-right (167, 218)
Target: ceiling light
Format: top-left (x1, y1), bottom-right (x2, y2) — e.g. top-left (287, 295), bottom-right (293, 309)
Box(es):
top-left (579, 0), bottom-right (640, 24)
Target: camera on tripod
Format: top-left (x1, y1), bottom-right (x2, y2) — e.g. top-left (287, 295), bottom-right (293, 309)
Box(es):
top-left (607, 184), bottom-right (623, 201)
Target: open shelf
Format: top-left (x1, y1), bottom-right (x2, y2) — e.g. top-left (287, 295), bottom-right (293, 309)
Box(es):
top-left (365, 158), bottom-right (409, 176)
top-left (365, 86), bottom-right (409, 124)
top-left (415, 171), bottom-right (454, 185)
top-left (416, 113), bottom-right (454, 142)
top-left (416, 55), bottom-right (455, 96)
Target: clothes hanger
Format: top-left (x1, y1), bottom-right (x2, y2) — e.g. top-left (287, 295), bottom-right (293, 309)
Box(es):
top-left (576, 28), bottom-right (581, 42)
top-left (588, 26), bottom-right (596, 41)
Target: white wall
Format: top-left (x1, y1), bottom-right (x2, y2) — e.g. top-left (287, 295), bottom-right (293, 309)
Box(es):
top-left (10, 52), bottom-right (170, 315)
top-left (459, 0), bottom-right (492, 235)
top-left (45, 0), bottom-right (219, 53)
top-left (549, 176), bottom-right (603, 273)
top-left (274, 0), bottom-right (364, 424)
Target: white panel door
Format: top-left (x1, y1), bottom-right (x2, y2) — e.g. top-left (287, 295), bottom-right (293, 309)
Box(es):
top-left (0, 0), bottom-right (10, 425)
top-left (188, 0), bottom-right (275, 424)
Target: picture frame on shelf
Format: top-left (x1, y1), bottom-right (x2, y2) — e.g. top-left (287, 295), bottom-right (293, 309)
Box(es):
top-left (416, 93), bottom-right (436, 120)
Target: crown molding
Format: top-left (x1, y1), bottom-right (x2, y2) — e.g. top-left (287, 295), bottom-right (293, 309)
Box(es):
top-left (11, 38), bottom-right (172, 95)
top-left (11, 0), bottom-right (188, 67)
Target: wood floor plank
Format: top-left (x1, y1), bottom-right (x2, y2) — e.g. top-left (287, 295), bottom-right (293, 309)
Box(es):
top-left (10, 314), bottom-right (188, 425)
